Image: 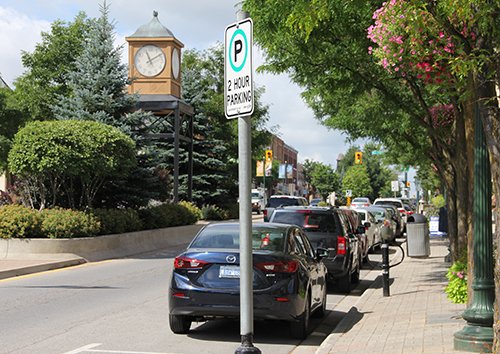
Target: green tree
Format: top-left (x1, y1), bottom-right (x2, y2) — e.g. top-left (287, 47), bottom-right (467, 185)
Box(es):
top-left (342, 165), bottom-right (373, 199)
top-left (51, 2), bottom-right (163, 208)
top-left (0, 89), bottom-right (26, 172)
top-left (8, 120), bottom-right (135, 210)
top-left (309, 162), bottom-right (340, 201)
top-left (9, 12), bottom-right (91, 121)
top-left (180, 44), bottom-right (271, 207)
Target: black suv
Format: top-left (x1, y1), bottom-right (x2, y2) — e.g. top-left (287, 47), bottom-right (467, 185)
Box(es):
top-left (269, 206), bottom-right (361, 293)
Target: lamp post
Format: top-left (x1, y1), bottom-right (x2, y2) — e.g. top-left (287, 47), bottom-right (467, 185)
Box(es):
top-left (454, 103), bottom-right (494, 352)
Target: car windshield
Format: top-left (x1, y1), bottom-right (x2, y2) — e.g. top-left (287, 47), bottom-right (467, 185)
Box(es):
top-left (251, 192), bottom-right (260, 198)
top-left (190, 225), bottom-right (285, 252)
top-left (268, 197), bottom-right (301, 207)
top-left (352, 198), bottom-right (369, 203)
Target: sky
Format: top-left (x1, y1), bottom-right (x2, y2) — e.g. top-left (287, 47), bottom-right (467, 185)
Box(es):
top-left (0, 0), bottom-right (356, 168)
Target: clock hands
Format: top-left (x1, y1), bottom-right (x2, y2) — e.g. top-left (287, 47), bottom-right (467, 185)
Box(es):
top-left (146, 51), bottom-right (152, 65)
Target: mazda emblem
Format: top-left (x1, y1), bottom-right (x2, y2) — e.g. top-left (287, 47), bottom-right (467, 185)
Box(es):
top-left (226, 255), bottom-right (236, 263)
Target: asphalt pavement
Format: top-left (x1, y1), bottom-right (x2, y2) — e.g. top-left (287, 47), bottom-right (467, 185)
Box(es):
top-left (0, 236), bottom-right (471, 353)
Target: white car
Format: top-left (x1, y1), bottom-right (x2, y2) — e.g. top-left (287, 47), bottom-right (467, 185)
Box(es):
top-left (353, 208), bottom-right (380, 251)
top-left (373, 197), bottom-right (408, 231)
top-left (251, 189), bottom-right (265, 214)
top-left (350, 197), bottom-right (371, 208)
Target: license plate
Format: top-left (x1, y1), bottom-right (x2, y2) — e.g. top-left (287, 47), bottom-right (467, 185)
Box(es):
top-left (219, 265), bottom-right (240, 278)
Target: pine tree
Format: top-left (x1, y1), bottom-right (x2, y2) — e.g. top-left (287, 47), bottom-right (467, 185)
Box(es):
top-left (51, 1), bottom-right (164, 207)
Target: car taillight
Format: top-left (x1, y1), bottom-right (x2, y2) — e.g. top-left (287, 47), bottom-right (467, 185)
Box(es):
top-left (255, 260), bottom-right (298, 273)
top-left (337, 236), bottom-right (346, 255)
top-left (174, 256), bottom-right (208, 269)
top-left (263, 209), bottom-right (268, 217)
top-left (407, 210), bottom-right (414, 215)
top-left (398, 208), bottom-right (406, 215)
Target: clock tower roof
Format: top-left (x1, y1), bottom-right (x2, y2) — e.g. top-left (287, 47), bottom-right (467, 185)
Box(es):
top-left (129, 11), bottom-right (175, 38)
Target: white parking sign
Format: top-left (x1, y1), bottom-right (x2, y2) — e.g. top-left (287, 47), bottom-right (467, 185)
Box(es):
top-left (224, 18), bottom-right (253, 119)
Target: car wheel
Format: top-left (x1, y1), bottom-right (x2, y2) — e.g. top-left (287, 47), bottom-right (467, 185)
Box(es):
top-left (169, 314), bottom-right (192, 334)
top-left (290, 292), bottom-right (310, 339)
top-left (313, 285), bottom-right (327, 318)
top-left (337, 271), bottom-right (351, 294)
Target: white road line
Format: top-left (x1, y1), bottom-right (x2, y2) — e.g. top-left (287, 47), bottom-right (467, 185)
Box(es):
top-left (62, 344), bottom-right (180, 354)
top-left (61, 343), bottom-right (102, 354)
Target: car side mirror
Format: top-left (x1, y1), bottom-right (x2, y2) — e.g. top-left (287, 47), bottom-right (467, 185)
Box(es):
top-left (364, 222), bottom-right (371, 228)
top-left (316, 247), bottom-right (328, 260)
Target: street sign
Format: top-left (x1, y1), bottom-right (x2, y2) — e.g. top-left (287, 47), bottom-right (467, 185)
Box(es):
top-left (224, 18), bottom-right (253, 119)
top-left (345, 190), bottom-right (352, 197)
top-left (391, 180), bottom-right (399, 192)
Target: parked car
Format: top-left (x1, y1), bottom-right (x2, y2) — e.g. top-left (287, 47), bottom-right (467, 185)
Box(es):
top-left (269, 206), bottom-right (361, 293)
top-left (352, 208), bottom-right (380, 251)
top-left (337, 208), bottom-right (369, 264)
top-left (350, 197), bottom-right (371, 208)
top-left (373, 198), bottom-right (408, 231)
top-left (263, 195), bottom-right (309, 222)
top-left (169, 222), bottom-right (328, 339)
top-left (251, 188), bottom-right (265, 214)
top-left (367, 206), bottom-right (397, 242)
top-left (372, 204), bottom-right (403, 237)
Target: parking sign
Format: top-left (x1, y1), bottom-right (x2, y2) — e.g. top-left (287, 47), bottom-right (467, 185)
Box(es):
top-left (224, 18), bottom-right (253, 119)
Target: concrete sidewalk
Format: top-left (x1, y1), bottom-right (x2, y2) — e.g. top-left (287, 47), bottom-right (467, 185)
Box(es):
top-left (317, 238), bottom-right (468, 354)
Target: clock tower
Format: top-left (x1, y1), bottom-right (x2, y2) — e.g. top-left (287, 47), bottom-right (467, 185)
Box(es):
top-left (126, 11), bottom-right (183, 98)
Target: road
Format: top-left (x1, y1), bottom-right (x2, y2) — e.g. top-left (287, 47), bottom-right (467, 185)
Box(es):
top-left (0, 218), bottom-right (381, 354)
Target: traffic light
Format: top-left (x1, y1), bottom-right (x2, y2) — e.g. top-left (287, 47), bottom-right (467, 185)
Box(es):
top-left (406, 181), bottom-right (411, 188)
top-left (265, 149), bottom-right (273, 162)
top-left (354, 151), bottom-right (363, 165)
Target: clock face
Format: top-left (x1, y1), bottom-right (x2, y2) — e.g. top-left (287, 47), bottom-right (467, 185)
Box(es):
top-left (134, 44), bottom-right (166, 77)
top-left (171, 48), bottom-right (180, 80)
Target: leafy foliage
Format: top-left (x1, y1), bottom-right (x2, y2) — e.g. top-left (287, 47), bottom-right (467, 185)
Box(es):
top-left (342, 165), bottom-right (373, 198)
top-left (0, 205), bottom-right (42, 238)
top-left (0, 88), bottom-right (26, 171)
top-left (40, 208), bottom-right (101, 238)
top-left (445, 258), bottom-right (468, 304)
top-left (10, 12), bottom-right (91, 121)
top-left (8, 120), bottom-right (135, 209)
top-left (180, 44), bottom-right (271, 207)
top-left (91, 208), bottom-right (143, 235)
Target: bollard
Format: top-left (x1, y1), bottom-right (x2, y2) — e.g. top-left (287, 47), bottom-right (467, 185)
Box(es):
top-left (381, 241), bottom-right (390, 297)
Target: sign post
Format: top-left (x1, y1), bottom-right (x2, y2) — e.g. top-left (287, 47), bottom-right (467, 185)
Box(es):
top-left (225, 9), bottom-right (260, 354)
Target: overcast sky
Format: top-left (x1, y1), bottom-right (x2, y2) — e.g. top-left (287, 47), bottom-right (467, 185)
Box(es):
top-left (0, 0), bottom-right (362, 169)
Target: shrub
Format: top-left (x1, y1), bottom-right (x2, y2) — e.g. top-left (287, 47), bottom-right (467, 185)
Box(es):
top-left (201, 204), bottom-right (228, 221)
top-left (92, 208), bottom-right (143, 235)
top-left (41, 208), bottom-right (100, 238)
top-left (178, 200), bottom-right (202, 222)
top-left (445, 259), bottom-right (468, 304)
top-left (139, 202), bottom-right (200, 230)
top-left (0, 205), bottom-right (42, 238)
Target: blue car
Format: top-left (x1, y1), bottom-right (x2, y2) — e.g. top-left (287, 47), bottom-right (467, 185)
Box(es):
top-left (169, 222), bottom-right (328, 339)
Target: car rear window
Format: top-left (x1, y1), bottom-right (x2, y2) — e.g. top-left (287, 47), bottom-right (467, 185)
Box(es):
top-left (272, 212), bottom-right (339, 233)
top-left (190, 226), bottom-right (285, 252)
top-left (374, 200), bottom-right (402, 208)
top-left (268, 197), bottom-right (302, 207)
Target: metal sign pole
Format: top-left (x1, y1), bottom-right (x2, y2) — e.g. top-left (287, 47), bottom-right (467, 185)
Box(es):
top-left (233, 6), bottom-right (260, 354)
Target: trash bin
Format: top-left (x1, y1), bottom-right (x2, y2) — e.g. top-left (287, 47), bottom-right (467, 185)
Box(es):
top-left (406, 214), bottom-right (430, 257)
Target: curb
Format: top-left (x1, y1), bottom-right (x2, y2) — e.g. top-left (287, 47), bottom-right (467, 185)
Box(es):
top-left (0, 258), bottom-right (86, 280)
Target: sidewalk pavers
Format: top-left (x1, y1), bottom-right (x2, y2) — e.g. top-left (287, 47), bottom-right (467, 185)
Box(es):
top-left (317, 238), bottom-right (467, 354)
